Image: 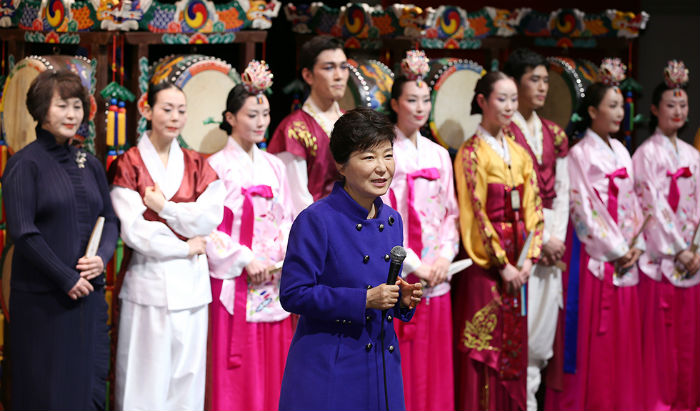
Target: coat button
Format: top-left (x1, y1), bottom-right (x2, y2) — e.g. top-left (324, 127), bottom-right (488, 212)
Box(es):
top-left (387, 315), bottom-right (393, 321)
top-left (388, 216), bottom-right (395, 225)
top-left (363, 255), bottom-right (370, 264)
top-left (366, 343), bottom-right (373, 352)
top-left (384, 254), bottom-right (390, 262)
top-left (388, 345), bottom-right (395, 353)
top-left (379, 224), bottom-right (384, 232)
top-left (366, 285), bottom-right (372, 289)
top-left (356, 223), bottom-right (363, 231)
top-left (366, 315), bottom-right (371, 321)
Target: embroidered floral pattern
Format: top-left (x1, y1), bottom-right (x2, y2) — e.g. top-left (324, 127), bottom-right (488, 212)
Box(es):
top-left (545, 122), bottom-right (569, 158)
top-left (463, 288), bottom-right (500, 351)
top-left (460, 135), bottom-right (508, 267)
top-left (287, 121), bottom-right (318, 157)
top-left (522, 151), bottom-right (545, 261)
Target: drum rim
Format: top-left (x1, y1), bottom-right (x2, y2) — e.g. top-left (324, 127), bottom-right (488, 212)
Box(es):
top-left (540, 57), bottom-right (597, 130)
top-left (547, 57), bottom-right (587, 101)
top-left (0, 243), bottom-right (13, 322)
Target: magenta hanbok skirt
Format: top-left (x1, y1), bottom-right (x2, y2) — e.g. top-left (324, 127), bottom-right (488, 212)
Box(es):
top-left (396, 291), bottom-right (454, 411)
top-left (638, 273), bottom-right (700, 411)
top-left (545, 248), bottom-right (643, 411)
top-left (206, 278), bottom-right (294, 411)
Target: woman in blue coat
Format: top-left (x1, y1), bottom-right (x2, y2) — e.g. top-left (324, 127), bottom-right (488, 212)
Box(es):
top-left (279, 107), bottom-right (424, 411)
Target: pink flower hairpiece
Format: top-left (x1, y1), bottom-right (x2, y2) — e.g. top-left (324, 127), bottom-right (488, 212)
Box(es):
top-left (599, 58), bottom-right (626, 87)
top-left (664, 60), bottom-right (689, 90)
top-left (242, 60), bottom-right (273, 103)
top-left (401, 50), bottom-right (430, 86)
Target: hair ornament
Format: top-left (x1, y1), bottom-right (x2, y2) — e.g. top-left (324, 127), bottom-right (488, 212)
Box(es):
top-left (242, 60), bottom-right (273, 104)
top-left (401, 50), bottom-right (430, 87)
top-left (599, 58), bottom-right (626, 88)
top-left (664, 60), bottom-right (689, 92)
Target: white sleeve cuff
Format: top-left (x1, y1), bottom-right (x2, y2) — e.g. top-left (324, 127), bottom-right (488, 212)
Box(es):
top-left (402, 248), bottom-right (422, 275)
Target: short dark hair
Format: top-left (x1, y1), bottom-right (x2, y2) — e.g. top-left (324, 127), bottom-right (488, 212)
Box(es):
top-left (26, 69), bottom-right (90, 125)
top-left (300, 36), bottom-right (345, 75)
top-left (147, 81), bottom-right (183, 108)
top-left (219, 84), bottom-right (260, 134)
top-left (330, 107), bottom-right (395, 164)
top-left (649, 81), bottom-right (689, 132)
top-left (572, 82), bottom-right (615, 135)
top-left (471, 71), bottom-right (511, 115)
top-left (503, 48), bottom-right (548, 83)
top-left (387, 75), bottom-right (431, 123)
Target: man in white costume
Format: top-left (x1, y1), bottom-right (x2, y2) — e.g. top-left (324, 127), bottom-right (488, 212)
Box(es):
top-left (504, 49), bottom-right (570, 411)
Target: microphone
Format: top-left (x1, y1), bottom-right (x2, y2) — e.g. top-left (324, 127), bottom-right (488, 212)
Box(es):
top-left (386, 245), bottom-right (407, 285)
top-left (381, 245), bottom-right (407, 411)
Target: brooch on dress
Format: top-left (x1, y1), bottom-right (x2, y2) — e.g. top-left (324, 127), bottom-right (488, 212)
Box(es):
top-left (75, 150), bottom-right (87, 168)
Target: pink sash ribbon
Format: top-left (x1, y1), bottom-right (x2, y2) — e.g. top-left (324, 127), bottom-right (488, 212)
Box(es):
top-left (391, 168), bottom-right (439, 341)
top-left (667, 167), bottom-right (692, 213)
top-left (229, 184), bottom-right (273, 368)
top-left (405, 167), bottom-right (440, 256)
top-left (600, 167), bottom-right (628, 334)
top-left (605, 167), bottom-right (629, 223)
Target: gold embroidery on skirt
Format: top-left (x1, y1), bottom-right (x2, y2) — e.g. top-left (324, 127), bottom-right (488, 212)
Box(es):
top-left (463, 286), bottom-right (501, 351)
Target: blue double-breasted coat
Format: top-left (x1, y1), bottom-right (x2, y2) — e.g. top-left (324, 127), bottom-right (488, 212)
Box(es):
top-left (279, 182), bottom-right (414, 411)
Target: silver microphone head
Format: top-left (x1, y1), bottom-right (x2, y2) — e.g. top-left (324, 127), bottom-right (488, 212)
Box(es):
top-left (390, 245), bottom-right (407, 263)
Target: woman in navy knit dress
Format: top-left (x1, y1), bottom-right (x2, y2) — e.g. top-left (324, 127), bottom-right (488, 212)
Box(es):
top-left (2, 70), bottom-right (119, 410)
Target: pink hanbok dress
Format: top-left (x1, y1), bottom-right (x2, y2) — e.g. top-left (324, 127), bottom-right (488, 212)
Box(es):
top-left (205, 138), bottom-right (295, 411)
top-left (547, 129), bottom-right (644, 410)
top-left (383, 129), bottom-right (459, 411)
top-left (633, 130), bottom-right (700, 411)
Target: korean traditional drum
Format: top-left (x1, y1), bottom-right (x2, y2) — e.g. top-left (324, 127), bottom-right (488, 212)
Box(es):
top-left (145, 54), bottom-right (241, 155)
top-left (339, 58), bottom-right (394, 112)
top-left (538, 57), bottom-right (599, 130)
top-left (1, 244), bottom-right (13, 320)
top-left (427, 58), bottom-right (485, 151)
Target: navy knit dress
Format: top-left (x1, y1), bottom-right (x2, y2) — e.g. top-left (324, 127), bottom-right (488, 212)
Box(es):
top-left (2, 127), bottom-right (119, 410)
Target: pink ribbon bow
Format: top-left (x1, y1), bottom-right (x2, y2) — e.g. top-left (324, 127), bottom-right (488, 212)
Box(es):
top-left (667, 167), bottom-right (692, 213)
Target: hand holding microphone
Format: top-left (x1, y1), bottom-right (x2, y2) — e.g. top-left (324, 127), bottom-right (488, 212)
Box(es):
top-left (365, 246), bottom-right (422, 310)
top-left (397, 276), bottom-right (423, 309)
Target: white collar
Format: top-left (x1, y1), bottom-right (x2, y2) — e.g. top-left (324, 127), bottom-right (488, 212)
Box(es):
top-left (225, 136), bottom-right (259, 165)
top-left (394, 127), bottom-right (422, 150)
top-left (654, 127), bottom-right (681, 159)
top-left (586, 128), bottom-right (616, 154)
top-left (302, 98), bottom-right (342, 137)
top-left (137, 132), bottom-right (184, 200)
top-left (477, 125), bottom-right (510, 164)
top-left (512, 111), bottom-right (543, 163)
